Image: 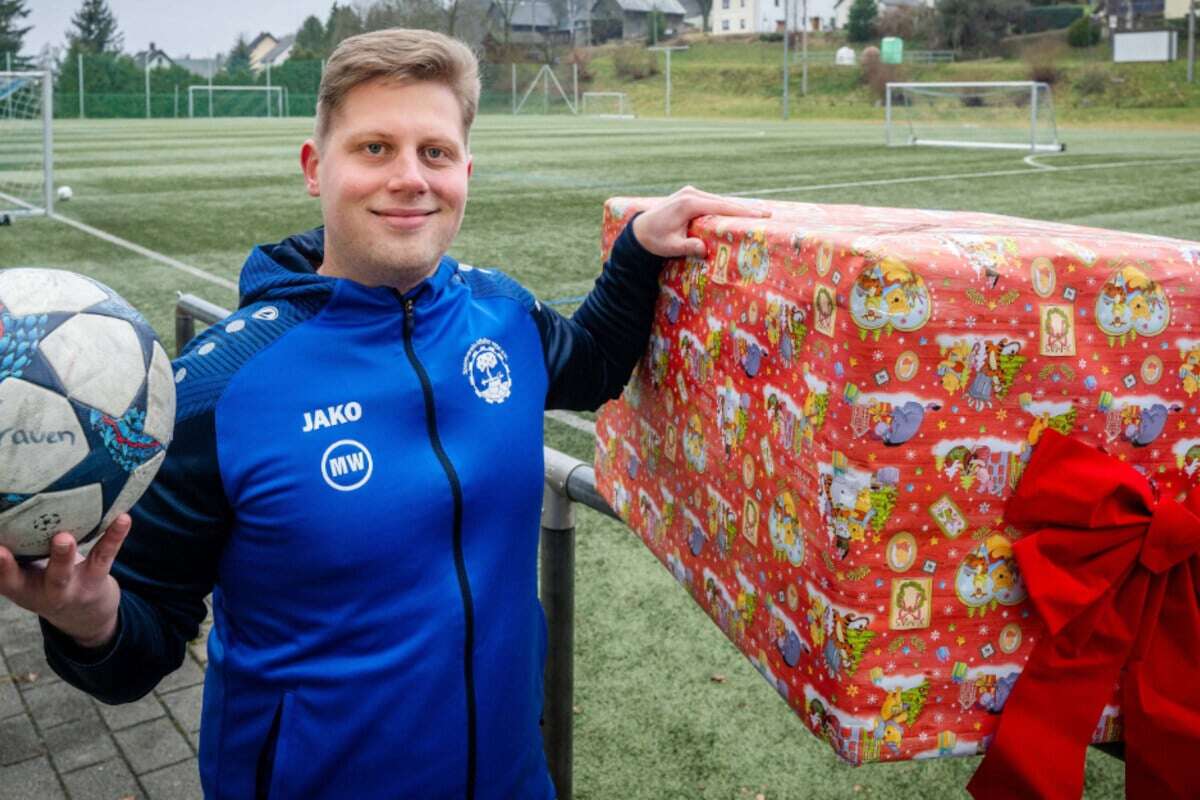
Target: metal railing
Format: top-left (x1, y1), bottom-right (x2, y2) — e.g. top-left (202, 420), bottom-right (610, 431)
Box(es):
top-left (907, 49), bottom-right (956, 64)
top-left (175, 293), bottom-right (612, 799)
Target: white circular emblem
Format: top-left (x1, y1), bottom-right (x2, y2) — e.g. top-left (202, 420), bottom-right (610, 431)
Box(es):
top-left (463, 338), bottom-right (512, 404)
top-left (321, 439), bottom-right (374, 492)
top-left (252, 306), bottom-right (279, 321)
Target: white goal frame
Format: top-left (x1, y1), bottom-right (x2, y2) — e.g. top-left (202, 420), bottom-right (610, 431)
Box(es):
top-left (885, 81), bottom-right (1065, 153)
top-left (188, 85), bottom-right (284, 118)
top-left (0, 71), bottom-right (53, 219)
top-left (581, 92), bottom-right (633, 119)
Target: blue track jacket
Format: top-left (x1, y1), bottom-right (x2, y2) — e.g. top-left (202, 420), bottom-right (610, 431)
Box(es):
top-left (42, 223), bottom-right (664, 799)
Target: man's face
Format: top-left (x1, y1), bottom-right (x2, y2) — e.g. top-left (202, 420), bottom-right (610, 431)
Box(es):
top-left (301, 78), bottom-right (471, 289)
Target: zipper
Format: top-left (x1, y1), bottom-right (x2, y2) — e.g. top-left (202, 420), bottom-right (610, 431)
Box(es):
top-left (402, 297), bottom-right (478, 800)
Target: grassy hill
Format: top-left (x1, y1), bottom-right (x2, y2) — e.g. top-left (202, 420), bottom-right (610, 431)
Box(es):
top-left (563, 36), bottom-right (1200, 123)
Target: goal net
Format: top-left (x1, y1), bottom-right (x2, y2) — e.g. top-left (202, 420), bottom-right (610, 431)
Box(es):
top-left (0, 71), bottom-right (53, 218)
top-left (188, 85), bottom-right (285, 118)
top-left (885, 82), bottom-right (1064, 153)
top-left (581, 92), bottom-right (633, 119)
top-left (513, 65), bottom-right (577, 115)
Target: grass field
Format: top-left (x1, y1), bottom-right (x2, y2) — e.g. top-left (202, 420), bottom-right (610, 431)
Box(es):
top-left (4, 114), bottom-right (1199, 798)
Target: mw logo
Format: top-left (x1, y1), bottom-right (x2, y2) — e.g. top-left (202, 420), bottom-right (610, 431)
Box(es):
top-left (320, 439), bottom-right (373, 492)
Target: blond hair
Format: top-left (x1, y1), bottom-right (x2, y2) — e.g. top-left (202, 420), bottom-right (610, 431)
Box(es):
top-left (315, 29), bottom-right (480, 142)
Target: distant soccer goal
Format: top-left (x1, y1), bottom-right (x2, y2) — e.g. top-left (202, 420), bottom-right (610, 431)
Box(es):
top-left (188, 85), bottom-right (285, 118)
top-left (0, 71), bottom-right (53, 219)
top-left (581, 92), bottom-right (633, 119)
top-left (885, 82), bottom-right (1064, 153)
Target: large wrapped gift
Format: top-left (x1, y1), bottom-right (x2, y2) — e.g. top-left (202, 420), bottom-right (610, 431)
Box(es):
top-left (593, 198), bottom-right (1200, 794)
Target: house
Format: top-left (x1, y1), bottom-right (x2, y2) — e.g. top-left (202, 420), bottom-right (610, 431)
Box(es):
top-left (711, 0), bottom-right (837, 35)
top-left (487, 1), bottom-right (572, 44)
top-left (133, 42), bottom-right (174, 70)
top-left (256, 34), bottom-right (295, 71)
top-left (175, 56), bottom-right (221, 78)
top-left (590, 0), bottom-right (687, 41)
top-left (246, 32), bottom-right (278, 71)
top-left (1164, 0), bottom-right (1191, 17)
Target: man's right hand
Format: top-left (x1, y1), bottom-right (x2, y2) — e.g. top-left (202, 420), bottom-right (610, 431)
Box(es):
top-left (0, 515), bottom-right (131, 650)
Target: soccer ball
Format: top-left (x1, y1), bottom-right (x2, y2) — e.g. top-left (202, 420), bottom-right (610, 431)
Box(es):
top-left (56, 186), bottom-right (73, 202)
top-left (0, 269), bottom-right (175, 558)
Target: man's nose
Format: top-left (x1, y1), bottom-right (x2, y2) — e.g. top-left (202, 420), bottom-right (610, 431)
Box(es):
top-left (385, 150), bottom-right (428, 193)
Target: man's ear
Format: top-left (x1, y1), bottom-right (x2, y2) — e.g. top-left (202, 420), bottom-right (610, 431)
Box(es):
top-left (466, 155), bottom-right (473, 179)
top-left (300, 139), bottom-right (321, 197)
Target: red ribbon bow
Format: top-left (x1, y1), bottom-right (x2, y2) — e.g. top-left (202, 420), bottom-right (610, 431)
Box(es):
top-left (967, 430), bottom-right (1200, 799)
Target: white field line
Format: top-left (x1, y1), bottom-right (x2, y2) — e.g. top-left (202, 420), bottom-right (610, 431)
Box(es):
top-left (546, 409), bottom-right (597, 435)
top-left (50, 214), bottom-right (238, 291)
top-left (0, 188), bottom-right (239, 292)
top-left (1022, 154), bottom-right (1058, 170)
top-left (726, 156), bottom-right (1200, 197)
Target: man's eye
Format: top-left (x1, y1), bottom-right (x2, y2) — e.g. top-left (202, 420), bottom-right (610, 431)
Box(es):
top-left (425, 147), bottom-right (445, 160)
top-left (365, 143), bottom-right (385, 155)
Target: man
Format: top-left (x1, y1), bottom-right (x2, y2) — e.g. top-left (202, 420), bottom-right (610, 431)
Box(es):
top-left (0, 29), bottom-right (766, 798)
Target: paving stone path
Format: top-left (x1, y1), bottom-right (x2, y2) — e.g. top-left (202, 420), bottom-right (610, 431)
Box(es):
top-left (0, 597), bottom-right (211, 800)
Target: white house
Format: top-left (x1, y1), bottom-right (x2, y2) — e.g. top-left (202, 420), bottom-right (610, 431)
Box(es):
top-left (710, 0), bottom-right (838, 35)
top-left (133, 42), bottom-right (174, 70)
top-left (1164, 0), bottom-right (1192, 18)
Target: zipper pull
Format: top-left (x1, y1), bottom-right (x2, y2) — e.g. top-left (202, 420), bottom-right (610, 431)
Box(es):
top-left (404, 298), bottom-right (415, 336)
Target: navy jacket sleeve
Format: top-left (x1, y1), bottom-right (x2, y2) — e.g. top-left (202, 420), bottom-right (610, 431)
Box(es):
top-left (41, 408), bottom-right (231, 704)
top-left (534, 218), bottom-right (666, 411)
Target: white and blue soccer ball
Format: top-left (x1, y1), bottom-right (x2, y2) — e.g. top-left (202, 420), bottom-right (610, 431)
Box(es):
top-left (56, 185), bottom-right (73, 202)
top-left (0, 269), bottom-right (175, 558)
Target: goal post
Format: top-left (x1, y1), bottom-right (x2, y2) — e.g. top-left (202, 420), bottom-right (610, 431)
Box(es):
top-left (0, 71), bottom-right (53, 219)
top-left (885, 81), bottom-right (1064, 153)
top-left (581, 92), bottom-right (633, 119)
top-left (187, 85), bottom-right (284, 118)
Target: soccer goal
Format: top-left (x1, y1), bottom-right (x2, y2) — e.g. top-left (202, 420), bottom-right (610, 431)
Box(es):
top-left (188, 85), bottom-right (285, 118)
top-left (0, 71), bottom-right (53, 219)
top-left (885, 82), bottom-right (1064, 153)
top-left (581, 92), bottom-right (633, 119)
top-left (514, 65), bottom-right (577, 115)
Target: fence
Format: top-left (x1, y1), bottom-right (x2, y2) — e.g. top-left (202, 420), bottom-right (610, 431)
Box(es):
top-left (0, 53), bottom-right (578, 119)
top-left (174, 292), bottom-right (612, 800)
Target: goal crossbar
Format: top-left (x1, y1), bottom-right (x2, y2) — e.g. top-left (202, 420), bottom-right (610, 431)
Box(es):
top-left (0, 71), bottom-right (53, 218)
top-left (187, 85), bottom-right (284, 118)
top-left (885, 81), bottom-right (1065, 153)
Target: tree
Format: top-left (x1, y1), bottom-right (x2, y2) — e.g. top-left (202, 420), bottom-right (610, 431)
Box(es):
top-left (847, 0), bottom-right (877, 43)
top-left (226, 34), bottom-right (252, 73)
top-left (934, 0), bottom-right (1027, 52)
top-left (490, 0), bottom-right (522, 45)
top-left (292, 15), bottom-right (327, 60)
top-left (696, 0), bottom-right (713, 33)
top-left (66, 0), bottom-right (123, 54)
top-left (327, 2), bottom-right (365, 48)
top-left (0, 0), bottom-right (31, 55)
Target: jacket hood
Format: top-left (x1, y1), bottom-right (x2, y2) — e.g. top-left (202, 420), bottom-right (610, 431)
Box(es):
top-left (238, 226), bottom-right (460, 309)
top-left (238, 227), bottom-right (336, 308)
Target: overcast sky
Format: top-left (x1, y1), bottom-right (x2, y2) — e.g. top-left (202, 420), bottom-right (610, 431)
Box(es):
top-left (24, 0), bottom-right (336, 58)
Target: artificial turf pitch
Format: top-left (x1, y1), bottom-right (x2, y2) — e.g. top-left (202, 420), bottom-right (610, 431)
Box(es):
top-left (5, 114), bottom-right (1199, 798)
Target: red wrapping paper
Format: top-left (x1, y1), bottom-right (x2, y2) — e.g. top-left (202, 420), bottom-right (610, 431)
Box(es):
top-left (593, 197), bottom-right (1200, 766)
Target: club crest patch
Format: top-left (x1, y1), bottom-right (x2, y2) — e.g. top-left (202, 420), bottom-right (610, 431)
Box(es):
top-left (463, 338), bottom-right (512, 404)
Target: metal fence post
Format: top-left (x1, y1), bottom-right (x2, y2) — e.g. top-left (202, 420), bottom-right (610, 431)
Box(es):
top-left (540, 463), bottom-right (577, 800)
top-left (175, 302), bottom-right (197, 355)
